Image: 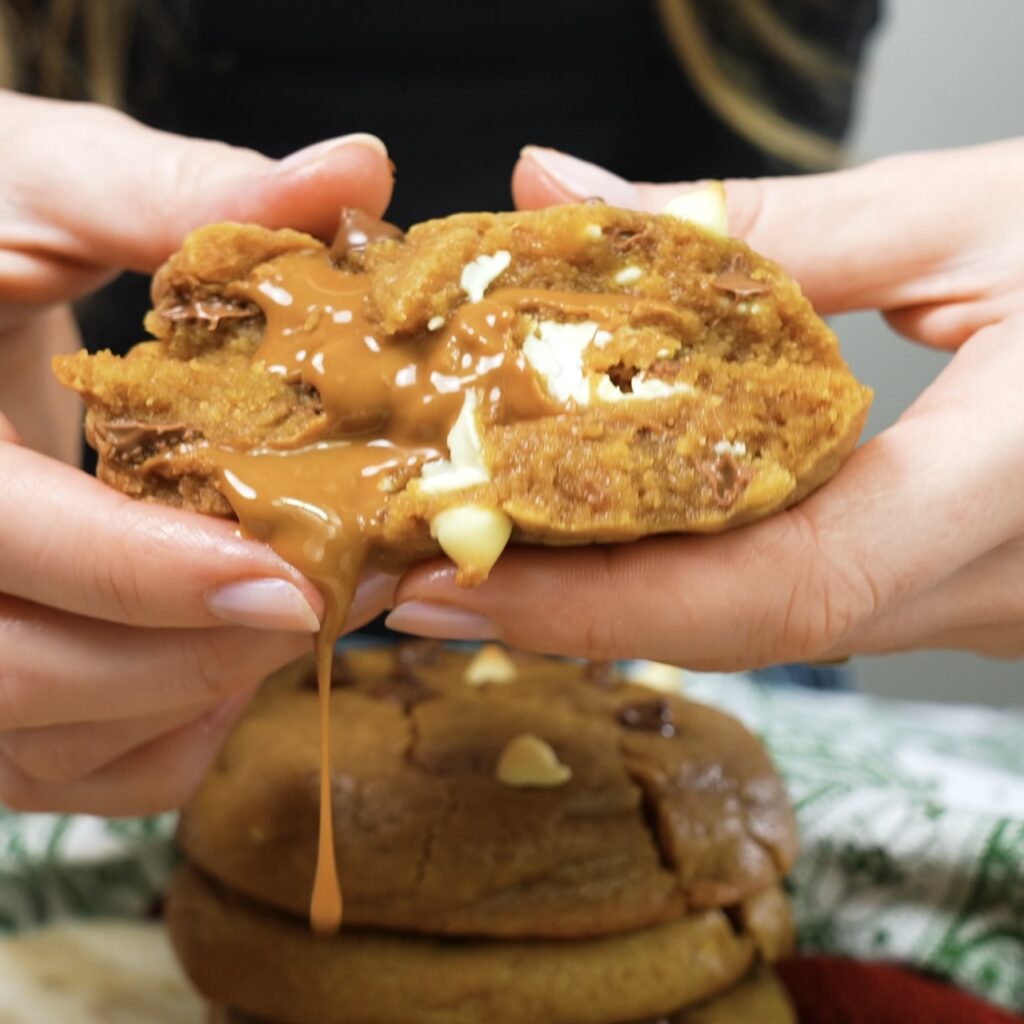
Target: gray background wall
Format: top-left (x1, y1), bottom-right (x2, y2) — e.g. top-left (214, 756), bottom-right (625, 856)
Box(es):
top-left (834, 0), bottom-right (1023, 705)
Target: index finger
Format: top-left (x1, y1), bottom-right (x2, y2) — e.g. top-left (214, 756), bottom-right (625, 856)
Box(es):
top-left (1, 92), bottom-right (393, 306)
top-left (512, 140), bottom-right (1024, 319)
top-left (0, 440), bottom-right (323, 630)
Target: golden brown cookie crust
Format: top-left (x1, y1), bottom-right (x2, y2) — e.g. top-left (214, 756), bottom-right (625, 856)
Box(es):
top-left (54, 205), bottom-right (870, 562)
top-left (177, 647), bottom-right (797, 939)
top-left (208, 965), bottom-right (795, 1024)
top-left (169, 865), bottom-right (791, 1024)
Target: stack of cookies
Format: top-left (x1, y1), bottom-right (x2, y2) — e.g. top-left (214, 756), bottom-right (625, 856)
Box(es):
top-left (167, 644), bottom-right (799, 1023)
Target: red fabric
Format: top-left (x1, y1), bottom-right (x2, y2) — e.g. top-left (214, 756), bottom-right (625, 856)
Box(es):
top-left (777, 956), bottom-right (1022, 1023)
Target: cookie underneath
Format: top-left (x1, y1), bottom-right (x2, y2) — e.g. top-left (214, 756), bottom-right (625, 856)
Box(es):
top-left (176, 647), bottom-right (797, 938)
top-left (54, 203), bottom-right (870, 583)
top-left (208, 966), bottom-right (795, 1024)
top-left (169, 864), bottom-right (792, 1024)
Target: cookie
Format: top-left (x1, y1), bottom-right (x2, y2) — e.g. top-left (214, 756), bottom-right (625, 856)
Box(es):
top-left (208, 966), bottom-right (795, 1024)
top-left (54, 201), bottom-right (870, 594)
top-left (177, 646), bottom-right (796, 939)
top-left (167, 865), bottom-right (790, 1024)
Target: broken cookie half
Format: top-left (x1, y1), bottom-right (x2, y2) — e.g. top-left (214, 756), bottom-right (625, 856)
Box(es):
top-left (54, 189), bottom-right (871, 621)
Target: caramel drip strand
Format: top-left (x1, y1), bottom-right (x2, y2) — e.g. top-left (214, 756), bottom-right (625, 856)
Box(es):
top-left (309, 632), bottom-right (342, 935)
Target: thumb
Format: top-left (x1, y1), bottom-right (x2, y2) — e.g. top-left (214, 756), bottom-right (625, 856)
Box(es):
top-left (512, 141), bottom-right (1024, 322)
top-left (2, 92), bottom-right (394, 302)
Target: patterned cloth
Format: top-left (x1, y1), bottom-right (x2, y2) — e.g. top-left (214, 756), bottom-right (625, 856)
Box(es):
top-left (0, 668), bottom-right (1021, 1012)
top-left (678, 671), bottom-right (1024, 1012)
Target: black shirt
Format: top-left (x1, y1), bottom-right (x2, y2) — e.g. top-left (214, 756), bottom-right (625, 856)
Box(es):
top-left (77, 0), bottom-right (879, 360)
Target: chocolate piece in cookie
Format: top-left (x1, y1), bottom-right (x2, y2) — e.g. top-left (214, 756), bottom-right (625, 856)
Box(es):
top-left (618, 698), bottom-right (677, 737)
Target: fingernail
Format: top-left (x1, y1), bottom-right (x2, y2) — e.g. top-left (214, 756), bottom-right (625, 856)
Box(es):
top-left (346, 571), bottom-right (399, 626)
top-left (203, 688), bottom-right (256, 735)
top-left (385, 601), bottom-right (498, 641)
top-left (278, 132), bottom-right (389, 169)
top-left (205, 578), bottom-right (320, 633)
top-left (521, 146), bottom-right (639, 207)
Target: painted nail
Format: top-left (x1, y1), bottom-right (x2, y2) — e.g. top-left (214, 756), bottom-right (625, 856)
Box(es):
top-left (346, 571), bottom-right (399, 627)
top-left (277, 132), bottom-right (389, 169)
top-left (203, 688), bottom-right (257, 735)
top-left (385, 601), bottom-right (498, 641)
top-left (205, 578), bottom-right (320, 633)
top-left (521, 146), bottom-right (639, 207)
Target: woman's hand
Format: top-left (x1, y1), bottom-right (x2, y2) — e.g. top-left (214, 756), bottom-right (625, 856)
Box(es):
top-left (387, 142), bottom-right (1024, 668)
top-left (0, 91), bottom-right (396, 815)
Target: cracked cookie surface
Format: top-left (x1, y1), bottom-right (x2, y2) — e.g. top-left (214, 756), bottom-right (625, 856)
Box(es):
top-left (176, 646), bottom-right (797, 939)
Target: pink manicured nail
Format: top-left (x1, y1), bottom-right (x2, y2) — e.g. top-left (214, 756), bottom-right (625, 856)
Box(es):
top-left (277, 132), bottom-right (389, 169)
top-left (205, 578), bottom-right (320, 633)
top-left (203, 688), bottom-right (256, 734)
top-left (385, 601), bottom-right (498, 641)
top-left (346, 571), bottom-right (399, 626)
top-left (521, 146), bottom-right (639, 207)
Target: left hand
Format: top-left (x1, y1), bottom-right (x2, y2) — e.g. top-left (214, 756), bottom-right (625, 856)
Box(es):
top-left (386, 143), bottom-right (1024, 670)
top-left (0, 93), bottom-right (395, 814)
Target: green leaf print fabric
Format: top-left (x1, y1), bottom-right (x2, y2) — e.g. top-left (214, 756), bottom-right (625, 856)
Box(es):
top-left (676, 671), bottom-right (1024, 1012)
top-left (0, 669), bottom-right (1021, 1011)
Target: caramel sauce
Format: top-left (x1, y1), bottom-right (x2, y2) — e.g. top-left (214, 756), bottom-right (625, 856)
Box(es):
top-left (204, 225), bottom-right (647, 935)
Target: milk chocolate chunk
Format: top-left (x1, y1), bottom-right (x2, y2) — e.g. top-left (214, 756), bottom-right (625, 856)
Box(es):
top-left (368, 673), bottom-right (435, 710)
top-left (584, 659), bottom-right (620, 689)
top-left (618, 698), bottom-right (677, 737)
top-left (395, 638), bottom-right (442, 670)
top-left (700, 451), bottom-right (754, 509)
top-left (712, 256), bottom-right (772, 299)
top-left (159, 297), bottom-right (258, 328)
top-left (92, 419), bottom-right (190, 460)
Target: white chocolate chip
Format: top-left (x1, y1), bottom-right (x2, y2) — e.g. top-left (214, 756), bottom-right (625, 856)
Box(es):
top-left (427, 315), bottom-right (446, 331)
top-left (430, 504), bottom-right (512, 582)
top-left (464, 644), bottom-right (518, 686)
top-left (522, 322), bottom-right (693, 409)
top-left (522, 319), bottom-right (601, 406)
top-left (713, 439), bottom-right (747, 458)
top-left (419, 391), bottom-right (490, 494)
top-left (625, 660), bottom-right (685, 694)
top-left (614, 265), bottom-right (642, 285)
top-left (460, 250), bottom-right (512, 303)
top-left (662, 181), bottom-right (728, 236)
top-left (496, 734), bottom-right (572, 788)
top-left (595, 373), bottom-right (694, 403)
top-left (583, 223), bottom-right (602, 240)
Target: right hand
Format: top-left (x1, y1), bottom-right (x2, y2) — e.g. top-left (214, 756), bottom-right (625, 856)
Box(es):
top-left (0, 91), bottom-right (396, 816)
